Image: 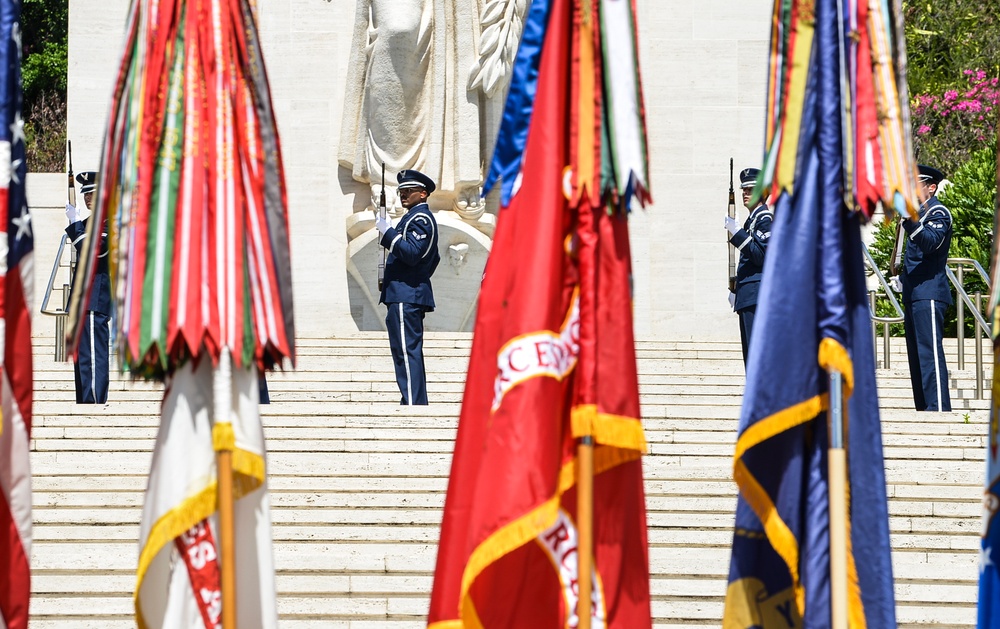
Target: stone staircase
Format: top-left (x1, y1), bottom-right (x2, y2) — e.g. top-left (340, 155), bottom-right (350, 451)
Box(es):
top-left (26, 332), bottom-right (990, 628)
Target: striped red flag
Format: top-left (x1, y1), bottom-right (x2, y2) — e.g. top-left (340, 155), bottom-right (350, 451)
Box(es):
top-left (758, 0), bottom-right (919, 220)
top-left (0, 1), bottom-right (34, 627)
top-left (64, 0), bottom-right (293, 626)
top-left (68, 0), bottom-right (295, 379)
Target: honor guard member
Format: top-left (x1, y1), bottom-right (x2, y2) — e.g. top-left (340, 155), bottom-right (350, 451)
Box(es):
top-left (725, 167), bottom-right (773, 365)
top-left (375, 169), bottom-right (441, 405)
top-left (65, 171), bottom-right (112, 404)
top-left (901, 164), bottom-right (953, 412)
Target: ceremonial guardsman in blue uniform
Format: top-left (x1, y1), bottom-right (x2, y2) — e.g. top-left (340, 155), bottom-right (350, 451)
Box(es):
top-left (375, 169), bottom-right (441, 405)
top-left (65, 171), bottom-right (112, 404)
top-left (725, 167), bottom-right (773, 365)
top-left (901, 164), bottom-right (953, 412)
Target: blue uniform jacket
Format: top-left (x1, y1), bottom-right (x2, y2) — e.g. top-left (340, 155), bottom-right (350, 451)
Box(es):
top-left (901, 195), bottom-right (953, 305)
top-left (729, 202), bottom-right (772, 311)
top-left (66, 218), bottom-right (112, 316)
top-left (379, 202), bottom-right (440, 310)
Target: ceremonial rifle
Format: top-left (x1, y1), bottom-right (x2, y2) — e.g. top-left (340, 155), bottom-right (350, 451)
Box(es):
top-left (66, 140), bottom-right (78, 274)
top-left (728, 158), bottom-right (736, 292)
top-left (67, 139), bottom-right (76, 209)
top-left (378, 162), bottom-right (386, 291)
top-left (888, 215), bottom-right (905, 276)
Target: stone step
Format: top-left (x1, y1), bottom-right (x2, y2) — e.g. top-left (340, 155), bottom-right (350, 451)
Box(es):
top-left (27, 487), bottom-right (983, 520)
top-left (25, 424), bottom-right (988, 449)
top-left (26, 334), bottom-right (989, 627)
top-left (27, 365), bottom-right (993, 411)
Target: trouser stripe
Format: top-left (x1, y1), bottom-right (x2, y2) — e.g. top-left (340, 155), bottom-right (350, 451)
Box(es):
top-left (89, 311), bottom-right (97, 402)
top-left (400, 303), bottom-right (412, 405)
top-left (930, 300), bottom-right (943, 412)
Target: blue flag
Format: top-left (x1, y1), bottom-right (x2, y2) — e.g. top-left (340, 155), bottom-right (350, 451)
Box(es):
top-left (481, 0), bottom-right (552, 206)
top-left (979, 357), bottom-right (1000, 626)
top-left (722, 0), bottom-right (896, 626)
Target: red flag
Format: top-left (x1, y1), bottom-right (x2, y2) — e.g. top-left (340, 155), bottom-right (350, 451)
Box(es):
top-left (0, 0), bottom-right (33, 625)
top-left (71, 0), bottom-right (294, 379)
top-left (851, 0), bottom-right (885, 215)
top-left (427, 0), bottom-right (650, 625)
top-left (0, 194), bottom-right (32, 629)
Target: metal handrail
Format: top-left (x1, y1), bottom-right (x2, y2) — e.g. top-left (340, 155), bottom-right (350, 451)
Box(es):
top-left (946, 267), bottom-right (990, 331)
top-left (945, 261), bottom-right (990, 399)
top-left (862, 244), bottom-right (905, 323)
top-left (948, 257), bottom-right (991, 284)
top-left (947, 257), bottom-right (990, 370)
top-left (40, 233), bottom-right (71, 315)
top-left (39, 232), bottom-right (75, 361)
top-left (862, 243), bottom-right (904, 368)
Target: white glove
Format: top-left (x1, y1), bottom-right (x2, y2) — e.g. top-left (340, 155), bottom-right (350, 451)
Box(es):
top-left (375, 212), bottom-right (390, 235)
top-left (65, 202), bottom-right (81, 224)
top-left (724, 215), bottom-right (739, 236)
top-left (728, 292), bottom-right (736, 309)
top-left (888, 276), bottom-right (902, 293)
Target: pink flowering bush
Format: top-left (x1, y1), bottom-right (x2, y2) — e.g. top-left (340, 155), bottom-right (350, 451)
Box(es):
top-left (911, 70), bottom-right (1000, 173)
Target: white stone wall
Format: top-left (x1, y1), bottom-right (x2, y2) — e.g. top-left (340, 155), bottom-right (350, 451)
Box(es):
top-left (48, 0), bottom-right (772, 341)
top-left (28, 173), bottom-right (72, 345)
top-left (632, 0), bottom-right (771, 340)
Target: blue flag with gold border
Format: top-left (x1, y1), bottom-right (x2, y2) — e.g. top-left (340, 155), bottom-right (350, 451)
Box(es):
top-left (722, 0), bottom-right (897, 626)
top-left (981, 354), bottom-right (1000, 628)
top-left (978, 151), bottom-right (1000, 626)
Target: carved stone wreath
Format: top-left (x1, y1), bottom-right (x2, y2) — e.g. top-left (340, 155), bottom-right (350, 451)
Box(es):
top-left (468, 0), bottom-right (530, 98)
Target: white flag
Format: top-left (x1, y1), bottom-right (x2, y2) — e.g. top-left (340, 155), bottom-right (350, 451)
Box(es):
top-left (136, 357), bottom-right (277, 628)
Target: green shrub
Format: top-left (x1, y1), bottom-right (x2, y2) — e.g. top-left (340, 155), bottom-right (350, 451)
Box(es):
top-left (911, 71), bottom-right (999, 175)
top-left (939, 142), bottom-right (998, 281)
top-left (904, 1), bottom-right (1000, 177)
top-left (25, 90), bottom-right (66, 173)
top-left (904, 0), bottom-right (1000, 96)
top-left (22, 0), bottom-right (68, 172)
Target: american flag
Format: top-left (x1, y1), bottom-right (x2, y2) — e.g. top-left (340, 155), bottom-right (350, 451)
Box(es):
top-left (0, 1), bottom-right (33, 627)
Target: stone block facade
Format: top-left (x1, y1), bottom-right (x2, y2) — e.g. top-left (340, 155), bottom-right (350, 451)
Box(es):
top-left (33, 0), bottom-right (772, 341)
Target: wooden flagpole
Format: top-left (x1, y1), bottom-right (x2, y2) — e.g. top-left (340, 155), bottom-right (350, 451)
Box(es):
top-left (215, 350), bottom-right (237, 629)
top-left (218, 449), bottom-right (236, 628)
top-left (828, 370), bottom-right (848, 629)
top-left (577, 435), bottom-right (594, 629)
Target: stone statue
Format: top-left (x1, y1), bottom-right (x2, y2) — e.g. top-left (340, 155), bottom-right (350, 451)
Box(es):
top-left (339, 0), bottom-right (529, 219)
top-left (341, 0), bottom-right (530, 333)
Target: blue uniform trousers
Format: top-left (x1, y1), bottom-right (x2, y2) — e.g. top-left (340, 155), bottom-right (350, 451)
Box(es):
top-left (385, 302), bottom-right (428, 405)
top-left (259, 373), bottom-right (270, 404)
top-left (74, 311), bottom-right (111, 404)
top-left (904, 299), bottom-right (951, 412)
top-left (737, 306), bottom-right (756, 366)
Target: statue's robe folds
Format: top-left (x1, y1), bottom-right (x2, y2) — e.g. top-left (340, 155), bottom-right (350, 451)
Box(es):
top-left (339, 0), bottom-right (485, 201)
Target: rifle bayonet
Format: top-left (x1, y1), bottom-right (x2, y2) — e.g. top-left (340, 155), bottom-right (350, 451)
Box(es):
top-left (67, 140), bottom-right (76, 208)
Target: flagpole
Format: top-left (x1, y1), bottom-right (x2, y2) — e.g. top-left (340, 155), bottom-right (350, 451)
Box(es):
top-left (215, 350), bottom-right (237, 629)
top-left (577, 435), bottom-right (594, 629)
top-left (828, 370), bottom-right (848, 629)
